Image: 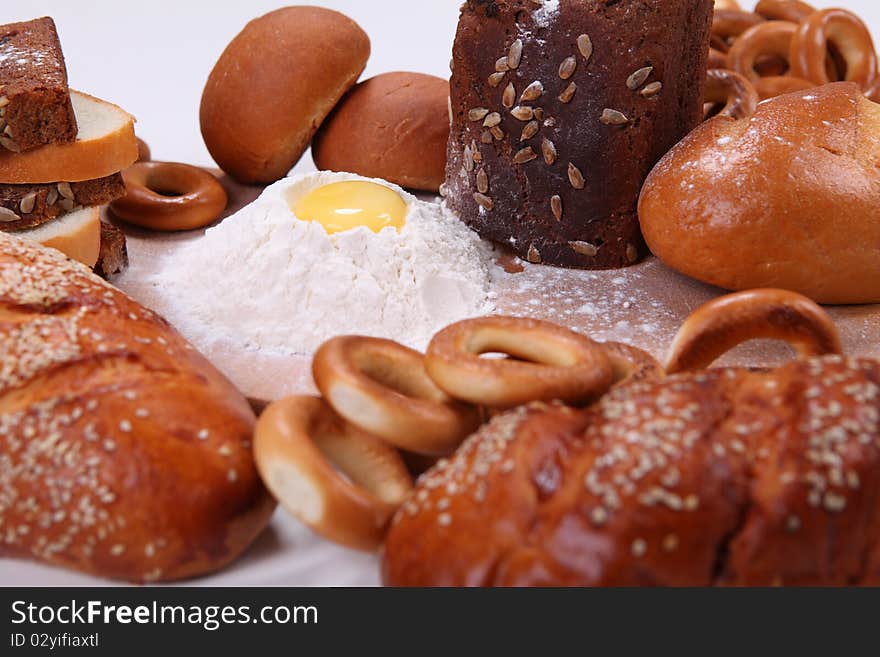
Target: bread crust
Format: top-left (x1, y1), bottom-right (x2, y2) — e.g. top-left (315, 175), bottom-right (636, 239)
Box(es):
top-left (444, 0), bottom-right (712, 269)
top-left (384, 357), bottom-right (880, 586)
top-left (639, 82), bottom-right (880, 304)
top-left (200, 7), bottom-right (370, 184)
top-left (0, 233), bottom-right (275, 582)
top-left (312, 72), bottom-right (450, 192)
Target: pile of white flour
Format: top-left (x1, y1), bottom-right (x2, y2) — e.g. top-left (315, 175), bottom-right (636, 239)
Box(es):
top-left (148, 173), bottom-right (497, 355)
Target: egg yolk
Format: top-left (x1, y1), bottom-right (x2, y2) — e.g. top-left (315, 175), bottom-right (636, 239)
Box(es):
top-left (293, 181), bottom-right (407, 234)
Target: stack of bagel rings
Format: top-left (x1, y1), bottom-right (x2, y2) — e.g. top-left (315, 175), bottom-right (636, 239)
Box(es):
top-left (707, 0), bottom-right (879, 119)
top-left (253, 288), bottom-right (845, 553)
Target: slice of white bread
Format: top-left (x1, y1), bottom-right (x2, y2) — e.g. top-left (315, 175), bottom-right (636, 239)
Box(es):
top-left (13, 206), bottom-right (101, 268)
top-left (0, 91), bottom-right (138, 184)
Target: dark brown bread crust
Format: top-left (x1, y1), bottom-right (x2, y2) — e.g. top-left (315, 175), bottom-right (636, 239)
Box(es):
top-left (444, 0), bottom-right (712, 269)
top-left (0, 17), bottom-right (77, 153)
top-left (94, 221), bottom-right (128, 279)
top-left (384, 357), bottom-right (880, 586)
top-left (0, 174), bottom-right (125, 232)
top-left (0, 233), bottom-right (275, 582)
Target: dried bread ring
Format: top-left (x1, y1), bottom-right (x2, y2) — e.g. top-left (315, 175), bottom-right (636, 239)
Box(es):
top-left (728, 21), bottom-right (798, 82)
top-left (253, 395), bottom-right (413, 551)
top-left (755, 0), bottom-right (816, 24)
top-left (602, 341), bottom-right (664, 387)
top-left (715, 0), bottom-right (743, 10)
top-left (312, 336), bottom-right (481, 456)
top-left (708, 48), bottom-right (729, 70)
top-left (753, 75), bottom-right (815, 100)
top-left (868, 77), bottom-right (880, 103)
top-left (704, 69), bottom-right (759, 120)
top-left (712, 10), bottom-right (765, 49)
top-left (790, 8), bottom-right (878, 91)
top-left (425, 316), bottom-right (614, 408)
top-left (665, 289), bottom-right (843, 374)
top-left (136, 137), bottom-right (151, 163)
top-left (110, 161), bottom-right (228, 232)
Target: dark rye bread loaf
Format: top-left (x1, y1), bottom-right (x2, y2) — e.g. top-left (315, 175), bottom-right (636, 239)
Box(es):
top-left (0, 174), bottom-right (125, 232)
top-left (444, 0), bottom-right (713, 269)
top-left (0, 17), bottom-right (77, 153)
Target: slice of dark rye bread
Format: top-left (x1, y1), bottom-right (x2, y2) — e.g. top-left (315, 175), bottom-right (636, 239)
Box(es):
top-left (0, 17), bottom-right (77, 153)
top-left (0, 173), bottom-right (125, 231)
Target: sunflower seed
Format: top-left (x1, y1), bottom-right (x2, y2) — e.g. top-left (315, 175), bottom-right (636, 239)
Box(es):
top-left (0, 136), bottom-right (19, 152)
top-left (0, 118), bottom-right (6, 133)
top-left (472, 149), bottom-right (483, 164)
top-left (495, 57), bottom-right (510, 72)
top-left (542, 138), bottom-right (557, 165)
top-left (448, 97), bottom-right (454, 125)
top-left (481, 131), bottom-right (494, 144)
top-left (473, 192), bottom-right (494, 210)
top-left (60, 198), bottom-right (75, 212)
top-left (476, 168), bottom-right (489, 194)
top-left (502, 83), bottom-right (516, 109)
top-left (626, 66), bottom-right (654, 90)
top-left (520, 120), bottom-right (540, 141)
top-left (559, 56), bottom-right (577, 80)
top-left (488, 72), bottom-right (506, 88)
top-left (57, 181), bottom-right (75, 200)
top-left (534, 108), bottom-right (544, 121)
top-left (527, 245), bottom-right (542, 264)
top-left (490, 126), bottom-right (505, 140)
top-left (513, 147), bottom-right (537, 164)
top-left (640, 81), bottom-right (663, 97)
top-left (3, 124), bottom-right (12, 137)
top-left (570, 241), bottom-right (598, 257)
top-left (626, 244), bottom-right (639, 263)
top-left (483, 112), bottom-right (502, 128)
top-left (600, 108), bottom-right (629, 125)
top-left (469, 107), bottom-right (489, 122)
top-left (559, 82), bottom-right (577, 103)
top-left (0, 207), bottom-right (20, 222)
top-left (464, 144), bottom-right (475, 172)
top-left (568, 163), bottom-right (585, 189)
top-left (520, 81), bottom-right (544, 102)
top-left (508, 39), bottom-right (523, 69)
top-left (551, 195), bottom-right (563, 221)
top-left (439, 183), bottom-right (448, 197)
top-left (577, 34), bottom-right (593, 61)
top-left (0, 96), bottom-right (8, 109)
top-left (19, 192), bottom-right (36, 214)
top-left (46, 187), bottom-right (59, 206)
top-left (510, 106), bottom-right (534, 121)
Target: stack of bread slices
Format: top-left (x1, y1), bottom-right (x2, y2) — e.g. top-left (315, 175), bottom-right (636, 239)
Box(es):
top-left (0, 17), bottom-right (136, 275)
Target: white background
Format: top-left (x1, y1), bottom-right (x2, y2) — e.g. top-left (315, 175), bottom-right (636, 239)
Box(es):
top-left (5, 1), bottom-right (879, 170)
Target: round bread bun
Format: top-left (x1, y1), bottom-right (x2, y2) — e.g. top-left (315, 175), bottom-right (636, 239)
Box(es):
top-left (638, 82), bottom-right (880, 305)
top-left (200, 7), bottom-right (371, 184)
top-left (311, 72), bottom-right (450, 192)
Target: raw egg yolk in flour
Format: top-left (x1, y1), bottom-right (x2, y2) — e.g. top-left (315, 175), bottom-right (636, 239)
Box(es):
top-left (293, 181), bottom-right (407, 234)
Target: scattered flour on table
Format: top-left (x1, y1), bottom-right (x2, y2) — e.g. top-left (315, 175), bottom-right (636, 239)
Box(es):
top-left (147, 173), bottom-right (497, 355)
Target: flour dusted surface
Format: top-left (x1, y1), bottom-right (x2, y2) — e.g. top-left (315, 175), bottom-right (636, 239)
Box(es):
top-left (148, 173), bottom-right (496, 355)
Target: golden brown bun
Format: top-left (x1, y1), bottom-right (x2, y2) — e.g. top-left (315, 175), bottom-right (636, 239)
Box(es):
top-left (15, 205), bottom-right (101, 268)
top-left (384, 356), bottom-right (880, 586)
top-left (312, 72), bottom-right (450, 193)
top-left (0, 233), bottom-right (276, 582)
top-left (0, 91), bottom-right (138, 184)
top-left (200, 7), bottom-right (370, 184)
top-left (639, 82), bottom-right (880, 304)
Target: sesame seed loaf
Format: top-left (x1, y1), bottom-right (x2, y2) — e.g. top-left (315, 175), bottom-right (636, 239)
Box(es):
top-left (0, 173), bottom-right (125, 232)
top-left (444, 0), bottom-right (713, 269)
top-left (384, 357), bottom-right (880, 586)
top-left (0, 234), bottom-right (275, 582)
top-left (0, 17), bottom-right (77, 153)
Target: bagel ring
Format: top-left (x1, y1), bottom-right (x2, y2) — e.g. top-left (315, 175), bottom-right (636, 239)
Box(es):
top-left (728, 21), bottom-right (798, 82)
top-left (790, 8), bottom-right (879, 91)
top-left (312, 336), bottom-right (481, 456)
top-left (136, 137), bottom-right (151, 163)
top-left (753, 75), bottom-right (815, 100)
top-left (868, 77), bottom-right (880, 103)
top-left (602, 341), bottom-right (664, 387)
top-left (110, 161), bottom-right (228, 232)
top-left (665, 289), bottom-right (843, 375)
top-left (425, 316), bottom-right (614, 408)
top-left (253, 395), bottom-right (413, 552)
top-left (704, 69), bottom-right (759, 120)
top-left (712, 10), bottom-right (766, 47)
top-left (708, 48), bottom-right (729, 70)
top-left (715, 0), bottom-right (743, 10)
top-left (754, 0), bottom-right (816, 24)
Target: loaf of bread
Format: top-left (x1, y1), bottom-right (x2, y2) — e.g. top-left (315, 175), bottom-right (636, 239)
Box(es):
top-left (384, 356), bottom-right (880, 586)
top-left (639, 82), bottom-right (880, 304)
top-left (0, 17), bottom-right (77, 153)
top-left (312, 72), bottom-right (450, 193)
top-left (0, 233), bottom-right (275, 582)
top-left (0, 174), bottom-right (125, 231)
top-left (444, 0), bottom-right (713, 269)
top-left (201, 7), bottom-right (370, 184)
